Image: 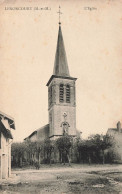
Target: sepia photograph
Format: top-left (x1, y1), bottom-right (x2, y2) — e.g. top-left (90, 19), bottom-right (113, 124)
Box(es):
top-left (0, 0), bottom-right (122, 193)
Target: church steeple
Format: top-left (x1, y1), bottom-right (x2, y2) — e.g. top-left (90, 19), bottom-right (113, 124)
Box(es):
top-left (53, 24), bottom-right (70, 77)
top-left (47, 8), bottom-right (77, 139)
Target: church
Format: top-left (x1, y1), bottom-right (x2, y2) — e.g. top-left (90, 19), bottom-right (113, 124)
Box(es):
top-left (24, 21), bottom-right (79, 142)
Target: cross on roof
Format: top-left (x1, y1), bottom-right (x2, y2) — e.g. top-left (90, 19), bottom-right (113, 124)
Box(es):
top-left (57, 6), bottom-right (62, 25)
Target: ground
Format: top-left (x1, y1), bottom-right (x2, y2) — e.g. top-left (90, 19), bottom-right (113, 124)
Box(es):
top-left (0, 164), bottom-right (122, 194)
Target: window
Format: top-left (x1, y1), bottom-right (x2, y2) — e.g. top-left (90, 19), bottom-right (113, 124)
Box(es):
top-left (59, 84), bottom-right (64, 102)
top-left (49, 113), bottom-right (52, 127)
top-left (49, 113), bottom-right (52, 135)
top-left (66, 85), bottom-right (70, 103)
top-left (0, 132), bottom-right (1, 149)
top-left (49, 86), bottom-right (52, 106)
top-left (50, 86), bottom-right (52, 103)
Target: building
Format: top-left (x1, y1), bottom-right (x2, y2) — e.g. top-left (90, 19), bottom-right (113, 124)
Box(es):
top-left (24, 22), bottom-right (78, 142)
top-left (107, 121), bottom-right (122, 162)
top-left (47, 22), bottom-right (77, 140)
top-left (0, 111), bottom-right (15, 179)
top-left (24, 124), bottom-right (49, 142)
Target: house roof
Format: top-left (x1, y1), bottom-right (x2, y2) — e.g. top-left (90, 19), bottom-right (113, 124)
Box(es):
top-left (0, 111), bottom-right (15, 130)
top-left (107, 128), bottom-right (122, 133)
top-left (0, 120), bottom-right (13, 139)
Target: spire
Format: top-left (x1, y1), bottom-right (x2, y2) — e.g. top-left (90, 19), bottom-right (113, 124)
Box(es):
top-left (53, 24), bottom-right (70, 77)
top-left (53, 7), bottom-right (70, 77)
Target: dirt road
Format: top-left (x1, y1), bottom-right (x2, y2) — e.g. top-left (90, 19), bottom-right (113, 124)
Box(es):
top-left (0, 164), bottom-right (122, 194)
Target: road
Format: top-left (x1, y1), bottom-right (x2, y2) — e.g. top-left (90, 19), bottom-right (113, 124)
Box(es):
top-left (0, 164), bottom-right (122, 194)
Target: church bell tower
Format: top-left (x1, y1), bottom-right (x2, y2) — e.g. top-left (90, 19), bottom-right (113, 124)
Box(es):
top-left (46, 17), bottom-right (77, 139)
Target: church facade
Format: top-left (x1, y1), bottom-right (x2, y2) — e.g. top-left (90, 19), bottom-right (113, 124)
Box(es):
top-left (24, 23), bottom-right (77, 142)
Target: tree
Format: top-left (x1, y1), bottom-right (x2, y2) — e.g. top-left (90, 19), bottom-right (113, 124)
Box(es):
top-left (88, 134), bottom-right (114, 164)
top-left (56, 135), bottom-right (73, 165)
top-left (75, 137), bottom-right (96, 164)
top-left (43, 139), bottom-right (54, 165)
top-left (24, 140), bottom-right (38, 165)
top-left (25, 140), bottom-right (46, 168)
top-left (74, 134), bottom-right (115, 165)
top-left (74, 138), bottom-right (87, 163)
top-left (11, 142), bottom-right (27, 167)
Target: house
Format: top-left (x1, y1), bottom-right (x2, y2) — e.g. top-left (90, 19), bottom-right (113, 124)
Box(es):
top-left (107, 121), bottom-right (122, 162)
top-left (0, 111), bottom-right (15, 179)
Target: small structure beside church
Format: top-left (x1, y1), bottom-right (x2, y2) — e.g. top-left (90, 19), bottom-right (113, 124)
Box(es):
top-left (0, 111), bottom-right (15, 179)
top-left (107, 121), bottom-right (122, 162)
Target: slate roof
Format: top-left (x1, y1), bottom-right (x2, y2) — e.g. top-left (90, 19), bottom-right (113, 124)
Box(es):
top-left (46, 24), bottom-right (77, 86)
top-left (107, 128), bottom-right (122, 133)
top-left (53, 24), bottom-right (70, 77)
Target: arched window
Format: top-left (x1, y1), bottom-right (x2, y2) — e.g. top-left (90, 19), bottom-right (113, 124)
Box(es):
top-left (66, 85), bottom-right (70, 103)
top-left (59, 84), bottom-right (64, 102)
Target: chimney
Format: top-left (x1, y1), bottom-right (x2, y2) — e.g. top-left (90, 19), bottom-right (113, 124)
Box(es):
top-left (117, 121), bottom-right (121, 133)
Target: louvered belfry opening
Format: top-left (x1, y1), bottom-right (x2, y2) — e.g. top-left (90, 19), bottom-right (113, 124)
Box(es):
top-left (66, 85), bottom-right (70, 103)
top-left (59, 84), bottom-right (64, 102)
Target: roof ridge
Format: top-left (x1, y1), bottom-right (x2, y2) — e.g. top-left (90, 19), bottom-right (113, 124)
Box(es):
top-left (36, 123), bottom-right (49, 132)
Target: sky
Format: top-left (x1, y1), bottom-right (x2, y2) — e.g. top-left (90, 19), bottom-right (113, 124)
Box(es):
top-left (0, 0), bottom-right (122, 142)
